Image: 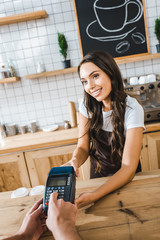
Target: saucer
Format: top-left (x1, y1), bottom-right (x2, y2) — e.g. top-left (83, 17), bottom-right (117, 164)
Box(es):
top-left (30, 185), bottom-right (45, 196)
top-left (86, 20), bottom-right (136, 41)
top-left (42, 124), bottom-right (59, 132)
top-left (11, 187), bottom-right (29, 198)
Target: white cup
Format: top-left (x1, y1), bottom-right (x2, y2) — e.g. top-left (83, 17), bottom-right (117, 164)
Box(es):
top-left (138, 76), bottom-right (147, 84)
top-left (130, 77), bottom-right (139, 85)
top-left (147, 74), bottom-right (156, 83)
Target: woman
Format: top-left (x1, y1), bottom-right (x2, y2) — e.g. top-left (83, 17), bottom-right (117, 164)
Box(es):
top-left (65, 50), bottom-right (144, 208)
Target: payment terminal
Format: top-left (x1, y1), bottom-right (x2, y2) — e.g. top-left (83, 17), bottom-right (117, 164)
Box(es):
top-left (43, 166), bottom-right (76, 215)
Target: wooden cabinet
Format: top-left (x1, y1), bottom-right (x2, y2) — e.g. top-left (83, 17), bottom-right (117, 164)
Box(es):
top-left (0, 153), bottom-right (31, 192)
top-left (0, 143), bottom-right (90, 191)
top-left (140, 131), bottom-right (160, 171)
top-left (0, 127), bottom-right (159, 192)
top-left (25, 144), bottom-right (90, 187)
top-left (25, 145), bottom-right (76, 187)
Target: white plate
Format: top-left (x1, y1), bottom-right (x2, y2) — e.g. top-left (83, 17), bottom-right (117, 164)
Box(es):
top-left (11, 187), bottom-right (29, 199)
top-left (30, 185), bottom-right (45, 196)
top-left (42, 125), bottom-right (59, 132)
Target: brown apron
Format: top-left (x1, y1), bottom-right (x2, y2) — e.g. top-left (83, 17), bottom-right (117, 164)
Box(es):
top-left (90, 129), bottom-right (141, 178)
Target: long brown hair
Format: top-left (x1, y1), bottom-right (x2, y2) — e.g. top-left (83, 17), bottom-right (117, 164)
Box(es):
top-left (78, 50), bottom-right (127, 171)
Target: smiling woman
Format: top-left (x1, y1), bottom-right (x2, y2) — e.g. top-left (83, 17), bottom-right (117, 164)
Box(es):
top-left (79, 62), bottom-right (112, 108)
top-left (63, 50), bottom-right (144, 209)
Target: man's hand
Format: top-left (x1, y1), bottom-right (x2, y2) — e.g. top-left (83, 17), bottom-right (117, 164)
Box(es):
top-left (46, 192), bottom-right (81, 240)
top-left (16, 198), bottom-right (47, 240)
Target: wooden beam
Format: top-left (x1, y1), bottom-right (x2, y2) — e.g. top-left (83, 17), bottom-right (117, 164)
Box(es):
top-left (0, 10), bottom-right (48, 26)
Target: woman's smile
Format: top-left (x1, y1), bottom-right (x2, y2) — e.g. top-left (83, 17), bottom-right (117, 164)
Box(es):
top-left (80, 62), bottom-right (112, 105)
top-left (90, 88), bottom-right (102, 97)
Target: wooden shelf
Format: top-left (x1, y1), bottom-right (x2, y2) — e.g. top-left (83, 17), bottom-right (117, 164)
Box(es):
top-left (25, 53), bottom-right (160, 80)
top-left (25, 67), bottom-right (77, 79)
top-left (115, 53), bottom-right (160, 64)
top-left (0, 77), bottom-right (20, 84)
top-left (0, 10), bottom-right (48, 26)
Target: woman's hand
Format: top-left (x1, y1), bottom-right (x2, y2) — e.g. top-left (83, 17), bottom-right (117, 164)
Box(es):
top-left (75, 192), bottom-right (97, 209)
top-left (62, 158), bottom-right (79, 177)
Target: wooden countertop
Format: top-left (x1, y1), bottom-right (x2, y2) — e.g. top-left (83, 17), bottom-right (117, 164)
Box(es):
top-left (0, 127), bottom-right (78, 155)
top-left (0, 122), bottom-right (160, 155)
top-left (0, 170), bottom-right (160, 240)
top-left (145, 122), bottom-right (160, 133)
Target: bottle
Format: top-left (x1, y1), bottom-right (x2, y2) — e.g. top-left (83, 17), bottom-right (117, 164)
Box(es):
top-left (0, 123), bottom-right (6, 139)
top-left (8, 59), bottom-right (16, 77)
top-left (69, 101), bottom-right (77, 127)
top-left (37, 62), bottom-right (45, 73)
top-left (64, 120), bottom-right (71, 129)
top-left (1, 65), bottom-right (8, 78)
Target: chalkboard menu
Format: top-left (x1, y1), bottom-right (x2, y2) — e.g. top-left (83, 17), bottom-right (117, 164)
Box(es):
top-left (73, 0), bottom-right (150, 59)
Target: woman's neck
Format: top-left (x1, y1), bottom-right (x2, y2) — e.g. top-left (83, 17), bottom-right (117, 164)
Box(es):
top-left (102, 100), bottom-right (112, 112)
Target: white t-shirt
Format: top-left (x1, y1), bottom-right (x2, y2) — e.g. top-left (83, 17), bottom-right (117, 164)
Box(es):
top-left (79, 95), bottom-right (145, 133)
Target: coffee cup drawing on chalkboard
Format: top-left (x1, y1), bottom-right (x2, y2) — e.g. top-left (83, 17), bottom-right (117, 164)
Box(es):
top-left (86, 0), bottom-right (145, 54)
top-left (94, 0), bottom-right (142, 32)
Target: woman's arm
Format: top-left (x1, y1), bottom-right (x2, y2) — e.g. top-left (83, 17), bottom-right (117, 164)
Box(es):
top-left (75, 127), bottom-right (143, 208)
top-left (63, 113), bottom-right (90, 175)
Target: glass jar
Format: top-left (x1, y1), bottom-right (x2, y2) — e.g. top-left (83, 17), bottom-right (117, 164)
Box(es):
top-left (8, 59), bottom-right (16, 77)
top-left (1, 65), bottom-right (8, 78)
top-left (64, 120), bottom-right (71, 129)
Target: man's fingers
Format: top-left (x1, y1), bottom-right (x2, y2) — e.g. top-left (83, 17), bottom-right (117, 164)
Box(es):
top-left (42, 224), bottom-right (48, 233)
top-left (41, 218), bottom-right (46, 225)
top-left (49, 192), bottom-right (58, 204)
top-left (74, 202), bottom-right (78, 210)
top-left (28, 198), bottom-right (43, 214)
top-left (31, 204), bottom-right (43, 217)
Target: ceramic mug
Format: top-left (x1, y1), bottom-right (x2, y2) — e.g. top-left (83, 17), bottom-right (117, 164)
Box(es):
top-left (130, 76), bottom-right (139, 85)
top-left (147, 74), bottom-right (156, 83)
top-left (94, 0), bottom-right (143, 32)
top-left (139, 75), bottom-right (147, 84)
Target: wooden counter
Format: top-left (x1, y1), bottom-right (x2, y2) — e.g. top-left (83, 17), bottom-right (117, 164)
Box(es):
top-left (0, 127), bottom-right (78, 155)
top-left (145, 122), bottom-right (160, 133)
top-left (0, 122), bottom-right (160, 155)
top-left (0, 170), bottom-right (160, 240)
